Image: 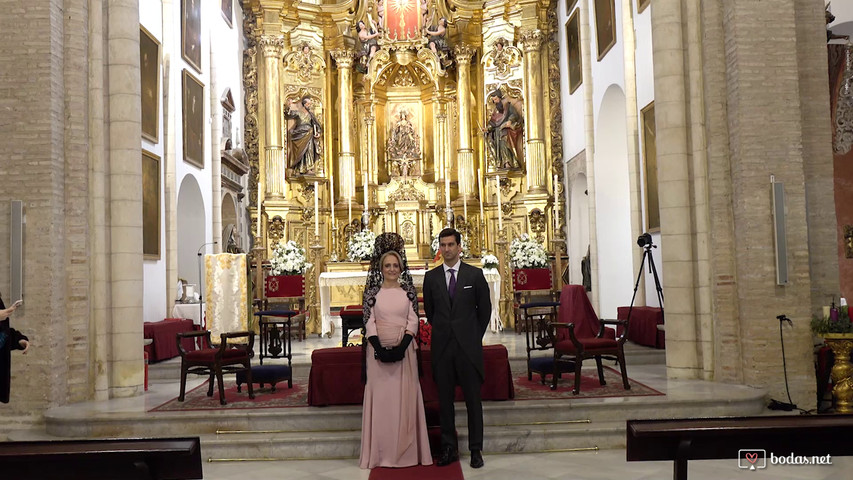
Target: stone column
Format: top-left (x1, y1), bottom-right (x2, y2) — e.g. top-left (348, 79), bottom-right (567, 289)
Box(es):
top-left (331, 50), bottom-right (357, 202)
top-left (621, 0), bottom-right (645, 306)
top-left (107, 0), bottom-right (144, 397)
top-left (260, 36), bottom-right (285, 198)
top-left (520, 29), bottom-right (547, 194)
top-left (455, 44), bottom-right (475, 199)
top-left (89, 0), bottom-right (109, 400)
top-left (651, 0), bottom-right (700, 379)
top-left (210, 43), bottom-right (222, 251)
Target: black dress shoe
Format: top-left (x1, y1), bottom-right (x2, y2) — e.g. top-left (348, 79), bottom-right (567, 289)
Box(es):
top-left (436, 446), bottom-right (459, 466)
top-left (470, 450), bottom-right (484, 468)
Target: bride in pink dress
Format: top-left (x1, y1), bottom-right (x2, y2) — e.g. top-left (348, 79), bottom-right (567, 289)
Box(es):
top-left (359, 247), bottom-right (432, 469)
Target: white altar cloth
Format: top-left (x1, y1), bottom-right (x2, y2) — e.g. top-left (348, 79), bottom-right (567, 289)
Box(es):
top-left (318, 269), bottom-right (501, 337)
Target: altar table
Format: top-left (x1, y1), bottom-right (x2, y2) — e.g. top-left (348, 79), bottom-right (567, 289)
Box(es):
top-left (318, 270), bottom-right (502, 337)
top-left (307, 344), bottom-right (514, 406)
top-left (171, 302), bottom-right (205, 327)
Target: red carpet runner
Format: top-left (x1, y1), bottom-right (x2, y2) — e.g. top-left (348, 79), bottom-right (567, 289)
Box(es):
top-left (369, 461), bottom-right (464, 480)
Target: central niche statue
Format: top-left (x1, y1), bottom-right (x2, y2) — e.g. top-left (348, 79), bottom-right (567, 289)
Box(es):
top-left (386, 107), bottom-right (421, 177)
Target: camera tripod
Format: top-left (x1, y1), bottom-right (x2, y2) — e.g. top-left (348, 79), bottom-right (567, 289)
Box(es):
top-left (627, 236), bottom-right (664, 324)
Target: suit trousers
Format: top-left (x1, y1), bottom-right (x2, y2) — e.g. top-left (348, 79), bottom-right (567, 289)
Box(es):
top-left (435, 336), bottom-right (484, 451)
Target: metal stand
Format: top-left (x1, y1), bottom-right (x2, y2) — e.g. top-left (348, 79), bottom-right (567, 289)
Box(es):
top-left (627, 235), bottom-right (664, 324)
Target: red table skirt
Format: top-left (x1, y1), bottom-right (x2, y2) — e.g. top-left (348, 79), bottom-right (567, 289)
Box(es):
top-left (144, 318), bottom-right (197, 362)
top-left (616, 306), bottom-right (665, 349)
top-left (307, 344), bottom-right (514, 406)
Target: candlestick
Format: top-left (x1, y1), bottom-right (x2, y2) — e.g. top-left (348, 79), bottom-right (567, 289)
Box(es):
top-left (445, 162), bottom-right (451, 210)
top-left (463, 195), bottom-right (468, 222)
top-left (329, 177), bottom-right (335, 228)
top-left (363, 171), bottom-right (369, 211)
top-left (553, 174), bottom-right (560, 234)
top-left (496, 176), bottom-right (503, 231)
top-left (478, 168), bottom-right (485, 220)
top-left (348, 197), bottom-right (353, 228)
top-left (256, 185), bottom-right (262, 238)
top-left (314, 181), bottom-right (320, 237)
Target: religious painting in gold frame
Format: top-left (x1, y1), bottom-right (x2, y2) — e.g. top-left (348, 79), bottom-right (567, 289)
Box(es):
top-left (593, 0), bottom-right (617, 61)
top-left (181, 0), bottom-right (202, 73)
top-left (566, 9), bottom-right (582, 94)
top-left (637, 0), bottom-right (650, 14)
top-left (142, 150), bottom-right (161, 259)
top-left (566, 0), bottom-right (578, 16)
top-left (641, 101), bottom-right (660, 232)
top-left (140, 26), bottom-right (160, 143)
top-left (221, 0), bottom-right (233, 28)
top-left (182, 69), bottom-right (205, 168)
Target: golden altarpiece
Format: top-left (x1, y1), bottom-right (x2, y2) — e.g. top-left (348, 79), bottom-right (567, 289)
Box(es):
top-left (243, 0), bottom-right (567, 335)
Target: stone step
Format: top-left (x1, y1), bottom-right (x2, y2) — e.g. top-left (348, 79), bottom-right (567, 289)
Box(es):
top-left (197, 420), bottom-right (624, 461)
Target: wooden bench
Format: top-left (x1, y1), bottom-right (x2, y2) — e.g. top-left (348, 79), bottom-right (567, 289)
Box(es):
top-left (627, 416), bottom-right (853, 480)
top-left (0, 437), bottom-right (203, 480)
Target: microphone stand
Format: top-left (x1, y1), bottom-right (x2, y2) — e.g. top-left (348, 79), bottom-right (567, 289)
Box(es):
top-left (197, 241), bottom-right (217, 328)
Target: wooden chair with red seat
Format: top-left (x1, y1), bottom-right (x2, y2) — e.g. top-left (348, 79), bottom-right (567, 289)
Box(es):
top-left (548, 284), bottom-right (630, 394)
top-left (176, 330), bottom-right (255, 405)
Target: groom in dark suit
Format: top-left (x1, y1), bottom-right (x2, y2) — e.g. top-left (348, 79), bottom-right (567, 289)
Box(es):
top-left (423, 228), bottom-right (491, 468)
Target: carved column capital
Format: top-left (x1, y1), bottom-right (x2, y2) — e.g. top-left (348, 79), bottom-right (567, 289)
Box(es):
top-left (330, 49), bottom-right (356, 69)
top-left (453, 44), bottom-right (475, 65)
top-left (259, 36), bottom-right (285, 58)
top-left (520, 29), bottom-right (544, 53)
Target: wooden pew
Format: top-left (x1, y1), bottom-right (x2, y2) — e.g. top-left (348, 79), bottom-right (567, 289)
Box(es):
top-left (627, 416), bottom-right (853, 480)
top-left (0, 437), bottom-right (203, 480)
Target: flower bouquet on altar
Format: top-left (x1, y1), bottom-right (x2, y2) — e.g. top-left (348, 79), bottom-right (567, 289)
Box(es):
top-left (270, 240), bottom-right (311, 275)
top-left (509, 234), bottom-right (548, 269)
top-left (482, 254), bottom-right (499, 274)
top-left (347, 229), bottom-right (376, 261)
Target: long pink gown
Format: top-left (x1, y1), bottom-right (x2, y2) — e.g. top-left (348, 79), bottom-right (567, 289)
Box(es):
top-left (359, 287), bottom-right (433, 469)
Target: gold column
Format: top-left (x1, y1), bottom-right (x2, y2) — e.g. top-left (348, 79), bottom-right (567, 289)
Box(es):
top-left (260, 36), bottom-right (285, 198)
top-left (434, 98), bottom-right (451, 225)
top-left (520, 30), bottom-right (547, 194)
top-left (331, 50), bottom-right (356, 201)
top-left (455, 44), bottom-right (475, 199)
top-left (364, 107), bottom-right (377, 185)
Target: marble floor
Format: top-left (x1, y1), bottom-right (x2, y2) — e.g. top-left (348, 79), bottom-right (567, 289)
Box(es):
top-left (202, 448), bottom-right (853, 480)
top-left (18, 330), bottom-right (846, 479)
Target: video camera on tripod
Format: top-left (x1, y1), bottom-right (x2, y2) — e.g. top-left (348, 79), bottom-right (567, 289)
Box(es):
top-left (627, 232), bottom-right (664, 324)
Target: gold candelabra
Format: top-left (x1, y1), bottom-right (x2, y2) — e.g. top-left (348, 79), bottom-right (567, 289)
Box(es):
top-left (309, 234), bottom-right (325, 337)
top-left (495, 228), bottom-right (512, 329)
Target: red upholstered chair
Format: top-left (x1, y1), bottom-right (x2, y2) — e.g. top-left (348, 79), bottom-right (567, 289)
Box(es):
top-left (549, 285), bottom-right (630, 394)
top-left (176, 330), bottom-right (255, 405)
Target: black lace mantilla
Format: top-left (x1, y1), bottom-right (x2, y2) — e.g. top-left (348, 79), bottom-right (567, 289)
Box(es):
top-left (362, 232), bottom-right (419, 324)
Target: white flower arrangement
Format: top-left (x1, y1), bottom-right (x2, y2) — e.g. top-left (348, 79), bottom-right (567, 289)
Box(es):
top-left (430, 234), bottom-right (470, 258)
top-left (269, 240), bottom-right (312, 275)
top-left (509, 234), bottom-right (549, 269)
top-left (347, 229), bottom-right (377, 261)
top-left (482, 254), bottom-right (499, 270)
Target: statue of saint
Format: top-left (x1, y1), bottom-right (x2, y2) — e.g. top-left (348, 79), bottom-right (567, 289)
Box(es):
top-left (357, 20), bottom-right (380, 59)
top-left (386, 108), bottom-right (421, 176)
top-left (484, 90), bottom-right (523, 169)
top-left (426, 17), bottom-right (449, 56)
top-left (286, 96), bottom-right (323, 175)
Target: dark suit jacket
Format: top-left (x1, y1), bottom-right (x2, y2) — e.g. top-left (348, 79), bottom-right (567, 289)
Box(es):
top-left (423, 261), bottom-right (491, 380)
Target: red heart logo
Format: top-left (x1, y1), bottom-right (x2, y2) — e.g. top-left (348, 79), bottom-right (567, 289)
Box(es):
top-left (745, 453), bottom-right (758, 464)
